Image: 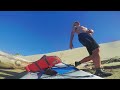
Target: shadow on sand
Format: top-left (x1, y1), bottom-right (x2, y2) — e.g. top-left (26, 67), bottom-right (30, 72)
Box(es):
top-left (104, 65), bottom-right (120, 69)
top-left (0, 69), bottom-right (27, 79)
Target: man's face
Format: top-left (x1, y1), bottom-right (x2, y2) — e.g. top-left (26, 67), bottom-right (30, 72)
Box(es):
top-left (74, 22), bottom-right (80, 27)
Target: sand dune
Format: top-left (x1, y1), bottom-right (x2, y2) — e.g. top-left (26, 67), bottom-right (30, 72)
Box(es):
top-left (0, 51), bottom-right (31, 69)
top-left (0, 40), bottom-right (120, 79)
top-left (22, 40), bottom-right (120, 64)
top-left (0, 40), bottom-right (120, 69)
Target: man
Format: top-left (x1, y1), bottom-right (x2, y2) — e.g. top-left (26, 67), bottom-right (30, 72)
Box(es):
top-left (69, 21), bottom-right (112, 77)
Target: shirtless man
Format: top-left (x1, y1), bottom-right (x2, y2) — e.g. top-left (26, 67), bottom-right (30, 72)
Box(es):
top-left (69, 21), bottom-right (112, 77)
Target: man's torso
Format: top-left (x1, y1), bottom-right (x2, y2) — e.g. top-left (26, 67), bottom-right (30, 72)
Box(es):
top-left (73, 26), bottom-right (88, 34)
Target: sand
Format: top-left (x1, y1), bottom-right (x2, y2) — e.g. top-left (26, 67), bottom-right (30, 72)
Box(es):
top-left (0, 40), bottom-right (120, 79)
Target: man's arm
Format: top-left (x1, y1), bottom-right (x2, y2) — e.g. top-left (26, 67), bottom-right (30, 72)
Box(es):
top-left (69, 29), bottom-right (75, 49)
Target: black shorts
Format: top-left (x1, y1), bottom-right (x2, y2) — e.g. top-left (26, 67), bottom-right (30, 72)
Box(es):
top-left (78, 33), bottom-right (99, 56)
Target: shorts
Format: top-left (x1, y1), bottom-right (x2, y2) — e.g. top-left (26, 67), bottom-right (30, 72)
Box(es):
top-left (78, 33), bottom-right (99, 56)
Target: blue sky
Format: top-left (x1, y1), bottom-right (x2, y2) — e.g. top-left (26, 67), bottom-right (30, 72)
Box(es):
top-left (0, 11), bottom-right (120, 55)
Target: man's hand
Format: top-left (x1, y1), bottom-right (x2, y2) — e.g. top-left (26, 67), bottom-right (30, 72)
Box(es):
top-left (88, 29), bottom-right (94, 33)
top-left (70, 43), bottom-right (74, 49)
top-left (86, 29), bottom-right (94, 36)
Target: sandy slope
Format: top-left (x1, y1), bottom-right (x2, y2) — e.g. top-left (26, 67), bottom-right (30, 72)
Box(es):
top-left (0, 40), bottom-right (120, 79)
top-left (0, 40), bottom-right (120, 69)
top-left (0, 51), bottom-right (30, 69)
top-left (22, 40), bottom-right (120, 65)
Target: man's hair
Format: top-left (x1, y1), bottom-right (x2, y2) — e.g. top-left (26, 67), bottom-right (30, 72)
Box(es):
top-left (73, 21), bottom-right (80, 26)
top-left (74, 21), bottom-right (80, 24)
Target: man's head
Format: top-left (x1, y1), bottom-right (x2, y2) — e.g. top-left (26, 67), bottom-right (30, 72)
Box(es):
top-left (73, 21), bottom-right (80, 27)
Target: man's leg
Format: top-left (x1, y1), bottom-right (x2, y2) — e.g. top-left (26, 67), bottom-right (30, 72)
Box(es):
top-left (75, 56), bottom-right (92, 67)
top-left (75, 47), bottom-right (93, 67)
top-left (91, 48), bottom-right (101, 69)
top-left (92, 48), bottom-right (112, 76)
top-left (80, 56), bottom-right (92, 63)
top-left (75, 50), bottom-right (100, 67)
top-left (75, 48), bottom-right (100, 67)
top-left (75, 47), bottom-right (112, 77)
